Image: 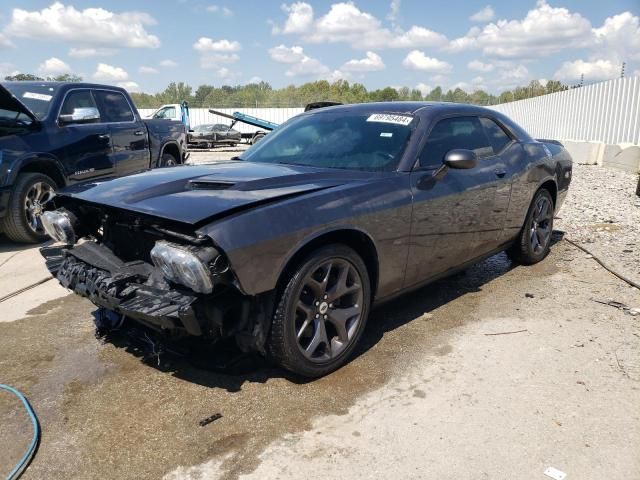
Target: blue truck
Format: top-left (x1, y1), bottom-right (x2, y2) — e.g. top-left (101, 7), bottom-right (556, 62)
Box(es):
top-left (0, 82), bottom-right (188, 243)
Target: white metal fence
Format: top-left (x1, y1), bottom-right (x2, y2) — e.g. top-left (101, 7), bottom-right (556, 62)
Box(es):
top-left (489, 76), bottom-right (640, 145)
top-left (138, 107), bottom-right (304, 134)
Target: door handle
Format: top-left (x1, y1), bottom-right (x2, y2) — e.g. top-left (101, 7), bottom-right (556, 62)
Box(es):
top-left (134, 130), bottom-right (145, 136)
top-left (494, 168), bottom-right (506, 178)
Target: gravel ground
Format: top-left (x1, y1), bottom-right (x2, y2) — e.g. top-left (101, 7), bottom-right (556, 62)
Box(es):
top-left (555, 164), bottom-right (640, 287)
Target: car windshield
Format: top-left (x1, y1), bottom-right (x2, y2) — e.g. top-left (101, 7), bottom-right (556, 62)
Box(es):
top-left (194, 125), bottom-right (212, 132)
top-left (240, 111), bottom-right (416, 172)
top-left (2, 83), bottom-right (58, 120)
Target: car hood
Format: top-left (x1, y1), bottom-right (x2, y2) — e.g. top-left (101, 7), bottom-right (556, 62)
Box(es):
top-left (0, 84), bottom-right (38, 122)
top-left (59, 161), bottom-right (373, 225)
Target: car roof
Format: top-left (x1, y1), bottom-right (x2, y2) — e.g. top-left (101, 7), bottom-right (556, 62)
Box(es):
top-left (1, 81), bottom-right (128, 93)
top-left (307, 101), bottom-right (495, 116)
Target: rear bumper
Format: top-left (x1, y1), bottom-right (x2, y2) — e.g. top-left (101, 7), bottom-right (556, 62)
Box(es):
top-left (41, 244), bottom-right (202, 335)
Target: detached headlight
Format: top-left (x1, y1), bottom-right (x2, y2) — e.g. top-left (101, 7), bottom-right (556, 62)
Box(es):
top-left (41, 210), bottom-right (76, 245)
top-left (150, 241), bottom-right (218, 294)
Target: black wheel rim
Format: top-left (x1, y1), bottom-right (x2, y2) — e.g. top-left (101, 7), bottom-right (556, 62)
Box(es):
top-left (294, 258), bottom-right (364, 363)
top-left (24, 181), bottom-right (54, 235)
top-left (529, 196), bottom-right (553, 254)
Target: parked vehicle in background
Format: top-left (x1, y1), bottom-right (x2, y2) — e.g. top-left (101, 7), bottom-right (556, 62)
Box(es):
top-left (146, 102), bottom-right (190, 131)
top-left (0, 81), bottom-right (188, 243)
top-left (41, 102), bottom-right (572, 377)
top-left (188, 123), bottom-right (241, 148)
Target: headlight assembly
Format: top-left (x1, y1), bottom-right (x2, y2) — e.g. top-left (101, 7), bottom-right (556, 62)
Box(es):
top-left (41, 210), bottom-right (76, 245)
top-left (150, 241), bottom-right (219, 294)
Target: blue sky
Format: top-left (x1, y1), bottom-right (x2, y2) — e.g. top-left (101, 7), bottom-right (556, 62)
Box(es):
top-left (0, 0), bottom-right (638, 94)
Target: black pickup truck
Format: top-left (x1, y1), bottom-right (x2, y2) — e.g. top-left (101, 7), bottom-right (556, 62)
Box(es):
top-left (0, 82), bottom-right (188, 243)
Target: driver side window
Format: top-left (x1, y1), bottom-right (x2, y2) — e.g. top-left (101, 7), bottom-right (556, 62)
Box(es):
top-left (419, 116), bottom-right (492, 168)
top-left (59, 90), bottom-right (100, 122)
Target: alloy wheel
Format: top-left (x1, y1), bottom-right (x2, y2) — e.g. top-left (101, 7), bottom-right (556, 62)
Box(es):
top-left (24, 181), bottom-right (54, 235)
top-left (529, 195), bottom-right (553, 253)
top-left (294, 259), bottom-right (364, 362)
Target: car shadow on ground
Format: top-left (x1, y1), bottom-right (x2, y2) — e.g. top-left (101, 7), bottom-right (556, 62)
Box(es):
top-left (97, 231), bottom-right (565, 392)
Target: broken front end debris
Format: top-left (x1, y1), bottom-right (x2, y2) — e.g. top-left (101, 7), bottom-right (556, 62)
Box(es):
top-left (40, 205), bottom-right (274, 354)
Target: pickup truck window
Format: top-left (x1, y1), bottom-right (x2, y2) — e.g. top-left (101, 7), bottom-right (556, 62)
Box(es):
top-left (59, 90), bottom-right (100, 121)
top-left (154, 106), bottom-right (176, 119)
top-left (94, 90), bottom-right (134, 123)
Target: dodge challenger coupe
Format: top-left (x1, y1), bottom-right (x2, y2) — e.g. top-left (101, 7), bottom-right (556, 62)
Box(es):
top-left (40, 102), bottom-right (572, 377)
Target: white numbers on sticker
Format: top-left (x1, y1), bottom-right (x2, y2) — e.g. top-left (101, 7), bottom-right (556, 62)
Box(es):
top-left (367, 113), bottom-right (412, 126)
top-left (23, 92), bottom-right (53, 102)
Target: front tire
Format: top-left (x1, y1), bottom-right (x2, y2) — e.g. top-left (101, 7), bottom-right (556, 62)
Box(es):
top-left (507, 188), bottom-right (554, 265)
top-left (268, 245), bottom-right (371, 378)
top-left (1, 172), bottom-right (57, 243)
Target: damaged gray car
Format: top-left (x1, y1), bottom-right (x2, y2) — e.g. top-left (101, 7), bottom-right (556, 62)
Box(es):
top-left (41, 102), bottom-right (572, 377)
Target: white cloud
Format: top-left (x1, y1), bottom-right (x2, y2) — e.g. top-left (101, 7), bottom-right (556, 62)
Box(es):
top-left (0, 33), bottom-right (14, 49)
top-left (470, 5), bottom-right (494, 23)
top-left (269, 45), bottom-right (306, 63)
top-left (468, 60), bottom-right (494, 72)
top-left (215, 67), bottom-right (241, 82)
top-left (194, 38), bottom-right (241, 69)
top-left (117, 81), bottom-right (140, 92)
top-left (402, 50), bottom-right (452, 73)
top-left (0, 62), bottom-right (19, 79)
top-left (592, 12), bottom-right (640, 63)
top-left (68, 47), bottom-right (115, 58)
top-left (93, 63), bottom-right (129, 81)
top-left (159, 59), bottom-right (178, 68)
top-left (415, 82), bottom-right (431, 96)
top-left (199, 53), bottom-right (240, 69)
top-left (138, 66), bottom-right (158, 74)
top-left (5, 2), bottom-right (160, 48)
top-left (38, 57), bottom-right (71, 76)
top-left (341, 51), bottom-right (385, 72)
top-left (388, 0), bottom-right (401, 26)
top-left (193, 37), bottom-right (241, 52)
top-left (554, 59), bottom-right (620, 82)
top-left (273, 2), bottom-right (314, 34)
top-left (448, 1), bottom-right (591, 58)
top-left (206, 5), bottom-right (233, 16)
top-left (268, 43), bottom-right (338, 79)
top-left (247, 76), bottom-right (263, 84)
top-left (274, 2), bottom-right (447, 49)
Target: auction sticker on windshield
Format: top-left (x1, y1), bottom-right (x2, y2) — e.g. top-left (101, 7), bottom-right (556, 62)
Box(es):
top-left (367, 113), bottom-right (413, 126)
top-left (23, 92), bottom-right (52, 102)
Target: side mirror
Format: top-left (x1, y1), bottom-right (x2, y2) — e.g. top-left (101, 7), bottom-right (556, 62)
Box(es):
top-left (444, 149), bottom-right (477, 169)
top-left (59, 107), bottom-right (100, 125)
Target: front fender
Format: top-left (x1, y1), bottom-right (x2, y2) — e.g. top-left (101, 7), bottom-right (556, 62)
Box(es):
top-left (0, 152), bottom-right (66, 187)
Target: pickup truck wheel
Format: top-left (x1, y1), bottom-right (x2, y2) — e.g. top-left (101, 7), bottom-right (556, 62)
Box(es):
top-left (268, 244), bottom-right (371, 378)
top-left (507, 188), bottom-right (554, 265)
top-left (1, 172), bottom-right (56, 243)
top-left (159, 153), bottom-right (178, 167)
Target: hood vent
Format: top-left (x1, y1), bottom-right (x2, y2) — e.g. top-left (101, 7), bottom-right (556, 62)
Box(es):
top-left (188, 180), bottom-right (235, 191)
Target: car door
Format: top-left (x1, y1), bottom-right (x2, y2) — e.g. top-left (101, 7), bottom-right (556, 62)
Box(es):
top-left (404, 115), bottom-right (512, 288)
top-left (55, 89), bottom-right (114, 182)
top-left (93, 90), bottom-right (150, 176)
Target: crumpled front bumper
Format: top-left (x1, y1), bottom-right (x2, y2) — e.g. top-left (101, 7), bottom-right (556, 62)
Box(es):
top-left (40, 243), bottom-right (202, 335)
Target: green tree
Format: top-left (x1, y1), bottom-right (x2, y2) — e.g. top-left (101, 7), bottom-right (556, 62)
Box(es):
top-left (4, 73), bottom-right (44, 81)
top-left (425, 86), bottom-right (442, 101)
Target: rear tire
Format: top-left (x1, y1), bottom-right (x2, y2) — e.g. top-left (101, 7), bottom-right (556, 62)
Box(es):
top-left (507, 188), bottom-right (554, 265)
top-left (1, 172), bottom-right (57, 243)
top-left (268, 244), bottom-right (371, 378)
top-left (158, 152), bottom-right (178, 167)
